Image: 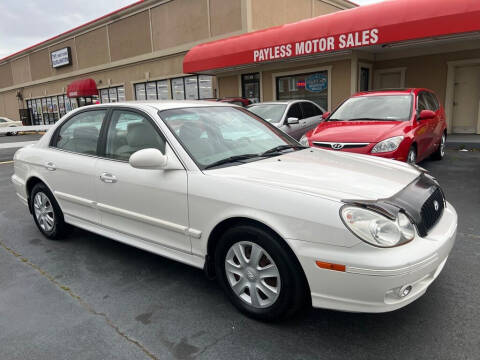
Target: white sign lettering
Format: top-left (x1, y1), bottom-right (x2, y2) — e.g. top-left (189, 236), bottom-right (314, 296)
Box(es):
top-left (253, 28), bottom-right (379, 62)
top-left (51, 47), bottom-right (71, 68)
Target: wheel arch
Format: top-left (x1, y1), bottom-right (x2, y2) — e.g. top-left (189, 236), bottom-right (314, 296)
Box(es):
top-left (25, 176), bottom-right (55, 214)
top-left (205, 216), bottom-right (311, 297)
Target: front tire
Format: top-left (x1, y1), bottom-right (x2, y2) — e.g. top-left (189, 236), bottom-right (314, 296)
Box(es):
top-left (215, 225), bottom-right (308, 321)
top-left (30, 183), bottom-right (68, 240)
top-left (431, 133), bottom-right (446, 161)
top-left (407, 146), bottom-right (417, 164)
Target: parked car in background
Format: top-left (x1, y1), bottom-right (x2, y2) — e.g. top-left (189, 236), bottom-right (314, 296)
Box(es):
top-left (300, 89), bottom-right (446, 163)
top-left (218, 97), bottom-right (252, 107)
top-left (248, 100), bottom-right (325, 140)
top-left (0, 116), bottom-right (22, 135)
top-left (12, 101), bottom-right (457, 321)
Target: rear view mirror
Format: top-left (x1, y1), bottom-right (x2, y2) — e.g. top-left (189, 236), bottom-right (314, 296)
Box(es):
top-left (287, 117), bottom-right (299, 124)
top-left (418, 110), bottom-right (435, 120)
top-left (322, 111), bottom-right (331, 120)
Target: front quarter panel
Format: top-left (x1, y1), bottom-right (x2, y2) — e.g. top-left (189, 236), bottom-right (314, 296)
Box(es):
top-left (187, 171), bottom-right (361, 257)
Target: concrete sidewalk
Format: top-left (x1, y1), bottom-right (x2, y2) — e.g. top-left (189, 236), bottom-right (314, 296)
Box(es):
top-left (446, 134), bottom-right (480, 150)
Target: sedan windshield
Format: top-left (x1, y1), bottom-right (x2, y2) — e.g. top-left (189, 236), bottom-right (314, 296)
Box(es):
top-left (159, 106), bottom-right (301, 169)
top-left (247, 104), bottom-right (287, 124)
top-left (330, 95), bottom-right (413, 121)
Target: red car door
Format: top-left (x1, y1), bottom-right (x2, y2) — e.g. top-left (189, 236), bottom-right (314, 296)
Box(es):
top-left (425, 92), bottom-right (444, 152)
top-left (413, 91), bottom-right (432, 159)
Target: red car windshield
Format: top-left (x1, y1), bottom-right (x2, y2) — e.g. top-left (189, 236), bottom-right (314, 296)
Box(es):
top-left (329, 95), bottom-right (413, 121)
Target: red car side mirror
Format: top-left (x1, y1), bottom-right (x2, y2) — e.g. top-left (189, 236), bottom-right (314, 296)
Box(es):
top-left (418, 109), bottom-right (435, 120)
top-left (322, 111), bottom-right (331, 120)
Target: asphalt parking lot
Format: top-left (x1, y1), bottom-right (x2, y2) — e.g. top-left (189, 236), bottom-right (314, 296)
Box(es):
top-left (0, 138), bottom-right (479, 360)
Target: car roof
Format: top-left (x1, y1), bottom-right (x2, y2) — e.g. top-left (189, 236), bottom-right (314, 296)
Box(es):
top-left (353, 88), bottom-right (434, 97)
top-left (249, 100), bottom-right (312, 106)
top-left (76, 100), bottom-right (239, 112)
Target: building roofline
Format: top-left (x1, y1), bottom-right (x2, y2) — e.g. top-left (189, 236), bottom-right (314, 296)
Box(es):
top-left (0, 0), bottom-right (146, 64)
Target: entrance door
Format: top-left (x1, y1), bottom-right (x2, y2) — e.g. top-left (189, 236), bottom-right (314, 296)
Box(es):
top-left (374, 69), bottom-right (405, 89)
top-left (452, 65), bottom-right (480, 134)
top-left (242, 73), bottom-right (260, 103)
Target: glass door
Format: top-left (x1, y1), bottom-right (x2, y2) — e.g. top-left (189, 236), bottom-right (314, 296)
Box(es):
top-left (242, 73), bottom-right (260, 103)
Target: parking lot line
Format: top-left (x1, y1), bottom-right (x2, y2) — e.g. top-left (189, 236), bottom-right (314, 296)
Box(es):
top-left (0, 160), bottom-right (14, 165)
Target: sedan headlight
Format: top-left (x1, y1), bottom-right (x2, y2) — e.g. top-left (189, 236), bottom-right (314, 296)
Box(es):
top-left (371, 136), bottom-right (404, 153)
top-left (299, 135), bottom-right (310, 147)
top-left (340, 206), bottom-right (415, 247)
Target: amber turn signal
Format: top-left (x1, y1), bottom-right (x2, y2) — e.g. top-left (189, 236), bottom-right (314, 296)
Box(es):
top-left (315, 261), bottom-right (346, 272)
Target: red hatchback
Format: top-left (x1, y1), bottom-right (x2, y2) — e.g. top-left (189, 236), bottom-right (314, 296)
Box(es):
top-left (300, 89), bottom-right (447, 163)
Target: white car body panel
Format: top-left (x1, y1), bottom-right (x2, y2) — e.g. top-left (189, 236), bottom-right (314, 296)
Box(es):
top-left (12, 101), bottom-right (457, 313)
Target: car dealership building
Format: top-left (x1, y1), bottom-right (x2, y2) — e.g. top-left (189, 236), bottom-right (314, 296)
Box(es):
top-left (1, 0), bottom-right (479, 134)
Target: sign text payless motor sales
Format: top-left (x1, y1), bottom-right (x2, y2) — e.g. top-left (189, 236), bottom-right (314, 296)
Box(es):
top-left (253, 29), bottom-right (379, 62)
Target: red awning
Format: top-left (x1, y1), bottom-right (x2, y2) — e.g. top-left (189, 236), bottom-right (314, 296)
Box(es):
top-left (67, 78), bottom-right (98, 98)
top-left (183, 0), bottom-right (480, 74)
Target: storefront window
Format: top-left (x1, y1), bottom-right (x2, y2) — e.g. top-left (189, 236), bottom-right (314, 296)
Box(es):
top-left (100, 86), bottom-right (125, 103)
top-left (109, 88), bottom-right (118, 102)
top-left (135, 83), bottom-right (147, 100)
top-left (157, 80), bottom-right (169, 100)
top-left (185, 76), bottom-right (199, 100)
top-left (242, 73), bottom-right (260, 103)
top-left (199, 75), bottom-right (214, 99)
top-left (171, 78), bottom-right (185, 100)
top-left (276, 71), bottom-right (328, 110)
top-left (146, 82), bottom-right (157, 100)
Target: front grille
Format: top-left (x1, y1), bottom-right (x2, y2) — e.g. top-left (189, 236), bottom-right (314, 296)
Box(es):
top-left (313, 142), bottom-right (369, 150)
top-left (420, 188), bottom-right (445, 234)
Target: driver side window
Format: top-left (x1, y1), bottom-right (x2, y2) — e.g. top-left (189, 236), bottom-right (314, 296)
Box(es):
top-left (105, 110), bottom-right (166, 161)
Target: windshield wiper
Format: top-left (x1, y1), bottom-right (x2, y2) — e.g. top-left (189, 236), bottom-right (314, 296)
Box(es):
top-left (204, 154), bottom-right (261, 169)
top-left (260, 144), bottom-right (307, 156)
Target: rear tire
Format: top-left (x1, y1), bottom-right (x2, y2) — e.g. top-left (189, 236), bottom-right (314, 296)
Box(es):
top-left (215, 224), bottom-right (308, 321)
top-left (30, 183), bottom-right (68, 240)
top-left (431, 133), bottom-right (446, 161)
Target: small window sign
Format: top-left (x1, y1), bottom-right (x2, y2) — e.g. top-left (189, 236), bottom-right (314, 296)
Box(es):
top-left (51, 47), bottom-right (72, 68)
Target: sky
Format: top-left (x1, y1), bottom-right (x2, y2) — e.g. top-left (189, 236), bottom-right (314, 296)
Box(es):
top-left (0, 0), bottom-right (387, 59)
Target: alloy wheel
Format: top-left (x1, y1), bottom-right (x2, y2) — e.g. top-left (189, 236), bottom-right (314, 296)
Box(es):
top-left (407, 148), bottom-right (416, 164)
top-left (225, 241), bottom-right (281, 308)
top-left (33, 192), bottom-right (55, 232)
top-left (440, 134), bottom-right (446, 157)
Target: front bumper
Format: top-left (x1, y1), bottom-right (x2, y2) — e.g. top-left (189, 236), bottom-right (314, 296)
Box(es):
top-left (311, 143), bottom-right (408, 162)
top-left (288, 202), bottom-right (457, 313)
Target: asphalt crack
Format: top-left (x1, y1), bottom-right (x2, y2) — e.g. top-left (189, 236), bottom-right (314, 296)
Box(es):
top-left (0, 239), bottom-right (158, 360)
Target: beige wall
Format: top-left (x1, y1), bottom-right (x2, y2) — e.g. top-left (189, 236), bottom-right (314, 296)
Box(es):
top-left (374, 49), bottom-right (480, 106)
top-left (0, 91), bottom-right (20, 120)
top-left (76, 27), bottom-right (110, 69)
top-left (209, 0), bottom-right (243, 36)
top-left (151, 0), bottom-right (209, 51)
top-left (11, 57), bottom-right (31, 84)
top-left (218, 75), bottom-right (239, 98)
top-left (0, 63), bottom-right (13, 88)
top-left (251, 0), bottom-right (347, 31)
top-left (109, 10), bottom-right (152, 62)
top-left (29, 48), bottom-right (52, 81)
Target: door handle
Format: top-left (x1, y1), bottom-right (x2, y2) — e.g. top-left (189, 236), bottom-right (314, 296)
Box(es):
top-left (100, 172), bottom-right (117, 184)
top-left (44, 162), bottom-right (56, 171)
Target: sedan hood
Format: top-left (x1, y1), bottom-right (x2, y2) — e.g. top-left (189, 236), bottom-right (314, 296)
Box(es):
top-left (310, 121), bottom-right (407, 143)
top-left (207, 148), bottom-right (420, 201)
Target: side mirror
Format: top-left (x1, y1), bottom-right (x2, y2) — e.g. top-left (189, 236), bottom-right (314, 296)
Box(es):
top-left (418, 109), bottom-right (435, 120)
top-left (322, 111), bottom-right (331, 120)
top-left (130, 148), bottom-right (167, 170)
top-left (287, 117), bottom-right (299, 125)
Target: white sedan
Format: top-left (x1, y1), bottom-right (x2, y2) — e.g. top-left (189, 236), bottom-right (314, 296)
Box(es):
top-left (0, 116), bottom-right (22, 135)
top-left (11, 101), bottom-right (457, 321)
